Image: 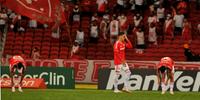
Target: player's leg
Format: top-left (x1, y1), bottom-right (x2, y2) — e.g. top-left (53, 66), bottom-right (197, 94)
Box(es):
top-left (17, 63), bottom-right (25, 92)
top-left (114, 65), bottom-right (122, 93)
top-left (167, 68), bottom-right (174, 94)
top-left (161, 73), bottom-right (166, 94)
top-left (122, 63), bottom-right (131, 92)
top-left (159, 66), bottom-right (167, 94)
top-left (10, 66), bottom-right (16, 92)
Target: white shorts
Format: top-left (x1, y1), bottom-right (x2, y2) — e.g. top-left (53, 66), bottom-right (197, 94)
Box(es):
top-left (115, 63), bottom-right (130, 72)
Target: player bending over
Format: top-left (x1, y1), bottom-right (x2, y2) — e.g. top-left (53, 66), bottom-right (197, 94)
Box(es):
top-left (157, 57), bottom-right (175, 95)
top-left (9, 55), bottom-right (26, 92)
top-left (113, 32), bottom-right (133, 93)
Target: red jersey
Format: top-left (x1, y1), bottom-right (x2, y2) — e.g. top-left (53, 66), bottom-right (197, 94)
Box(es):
top-left (114, 40), bottom-right (132, 65)
top-left (158, 57), bottom-right (174, 70)
top-left (9, 55), bottom-right (26, 70)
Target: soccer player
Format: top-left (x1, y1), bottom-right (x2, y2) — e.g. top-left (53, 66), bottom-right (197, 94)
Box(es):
top-left (9, 55), bottom-right (26, 92)
top-left (157, 57), bottom-right (175, 95)
top-left (113, 32), bottom-right (133, 93)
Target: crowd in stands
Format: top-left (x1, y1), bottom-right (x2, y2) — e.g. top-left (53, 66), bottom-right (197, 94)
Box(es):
top-left (1, 0), bottom-right (200, 61)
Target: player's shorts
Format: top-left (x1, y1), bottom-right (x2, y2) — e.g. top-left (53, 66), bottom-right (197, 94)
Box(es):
top-left (10, 62), bottom-right (25, 74)
top-left (114, 63), bottom-right (130, 72)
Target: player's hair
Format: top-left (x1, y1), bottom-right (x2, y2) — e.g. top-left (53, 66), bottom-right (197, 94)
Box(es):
top-left (159, 66), bottom-right (166, 73)
top-left (118, 32), bottom-right (125, 36)
top-left (17, 62), bottom-right (24, 69)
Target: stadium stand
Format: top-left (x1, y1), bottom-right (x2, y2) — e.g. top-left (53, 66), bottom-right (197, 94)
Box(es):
top-left (1, 0), bottom-right (200, 61)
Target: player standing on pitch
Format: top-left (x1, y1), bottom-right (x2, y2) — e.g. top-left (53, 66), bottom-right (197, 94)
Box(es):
top-left (9, 55), bottom-right (26, 92)
top-left (113, 32), bottom-right (133, 93)
top-left (157, 57), bottom-right (175, 95)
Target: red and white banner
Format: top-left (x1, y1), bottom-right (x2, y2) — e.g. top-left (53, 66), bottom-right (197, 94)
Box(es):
top-left (1, 59), bottom-right (200, 83)
top-left (1, 0), bottom-right (65, 24)
top-left (0, 78), bottom-right (46, 89)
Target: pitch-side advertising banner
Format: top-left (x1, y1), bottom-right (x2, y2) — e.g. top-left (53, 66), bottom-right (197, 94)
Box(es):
top-left (1, 66), bottom-right (75, 89)
top-left (1, 59), bottom-right (200, 83)
top-left (98, 68), bottom-right (200, 92)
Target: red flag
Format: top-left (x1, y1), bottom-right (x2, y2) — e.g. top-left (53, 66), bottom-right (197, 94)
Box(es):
top-left (1, 0), bottom-right (65, 24)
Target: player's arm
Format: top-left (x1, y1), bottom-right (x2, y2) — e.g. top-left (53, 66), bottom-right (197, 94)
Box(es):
top-left (156, 69), bottom-right (161, 85)
top-left (124, 35), bottom-right (133, 48)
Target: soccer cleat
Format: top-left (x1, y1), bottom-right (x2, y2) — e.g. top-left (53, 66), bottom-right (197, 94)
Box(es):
top-left (18, 87), bottom-right (23, 92)
top-left (161, 91), bottom-right (165, 94)
top-left (114, 89), bottom-right (122, 93)
top-left (122, 88), bottom-right (131, 93)
top-left (170, 91), bottom-right (174, 95)
top-left (12, 87), bottom-right (15, 92)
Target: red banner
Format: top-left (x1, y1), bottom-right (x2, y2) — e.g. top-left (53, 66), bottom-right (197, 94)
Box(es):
top-left (2, 0), bottom-right (65, 24)
top-left (0, 78), bottom-right (46, 89)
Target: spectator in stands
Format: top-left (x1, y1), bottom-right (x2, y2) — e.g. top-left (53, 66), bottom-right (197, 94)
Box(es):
top-left (1, 55), bottom-right (6, 66)
top-left (135, 0), bottom-right (144, 14)
top-left (75, 28), bottom-right (84, 46)
top-left (156, 4), bottom-right (165, 24)
top-left (133, 13), bottom-right (143, 29)
top-left (89, 21), bottom-right (99, 43)
top-left (129, 0), bottom-right (136, 13)
top-left (70, 41), bottom-right (80, 58)
top-left (0, 8), bottom-right (8, 34)
top-left (96, 0), bottom-right (108, 16)
top-left (109, 14), bottom-right (119, 45)
top-left (149, 4), bottom-right (155, 14)
top-left (157, 21), bottom-right (165, 44)
top-left (115, 0), bottom-right (127, 13)
top-left (11, 14), bottom-right (25, 34)
top-left (196, 0), bottom-right (200, 10)
top-left (31, 47), bottom-right (40, 60)
top-left (164, 14), bottom-right (174, 40)
top-left (147, 12), bottom-right (157, 27)
top-left (29, 19), bottom-right (37, 29)
top-left (72, 4), bottom-right (81, 23)
top-left (102, 12), bottom-right (110, 22)
top-left (91, 13), bottom-right (99, 22)
top-left (197, 24), bottom-right (200, 35)
top-left (182, 18), bottom-right (192, 43)
top-left (135, 27), bottom-right (145, 54)
top-left (100, 17), bottom-right (108, 40)
top-left (148, 23), bottom-right (157, 46)
top-left (184, 44), bottom-right (200, 61)
top-left (173, 11), bottom-right (184, 36)
top-left (118, 13), bottom-right (128, 34)
top-left (176, 0), bottom-right (188, 17)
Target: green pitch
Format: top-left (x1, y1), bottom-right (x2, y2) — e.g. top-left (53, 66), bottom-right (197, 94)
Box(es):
top-left (1, 89), bottom-right (200, 100)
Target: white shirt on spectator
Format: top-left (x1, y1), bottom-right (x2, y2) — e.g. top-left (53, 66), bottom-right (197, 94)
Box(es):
top-left (135, 0), bottom-right (144, 5)
top-left (76, 30), bottom-right (84, 44)
top-left (148, 27), bottom-right (157, 42)
top-left (117, 0), bottom-right (124, 5)
top-left (110, 20), bottom-right (119, 36)
top-left (90, 25), bottom-right (98, 38)
top-left (136, 31), bottom-right (145, 45)
top-left (29, 19), bottom-right (37, 28)
top-left (157, 8), bottom-right (165, 19)
top-left (173, 14), bottom-right (184, 28)
top-left (0, 13), bottom-right (8, 25)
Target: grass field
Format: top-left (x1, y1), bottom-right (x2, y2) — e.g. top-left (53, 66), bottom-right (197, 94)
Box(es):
top-left (1, 89), bottom-right (200, 100)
